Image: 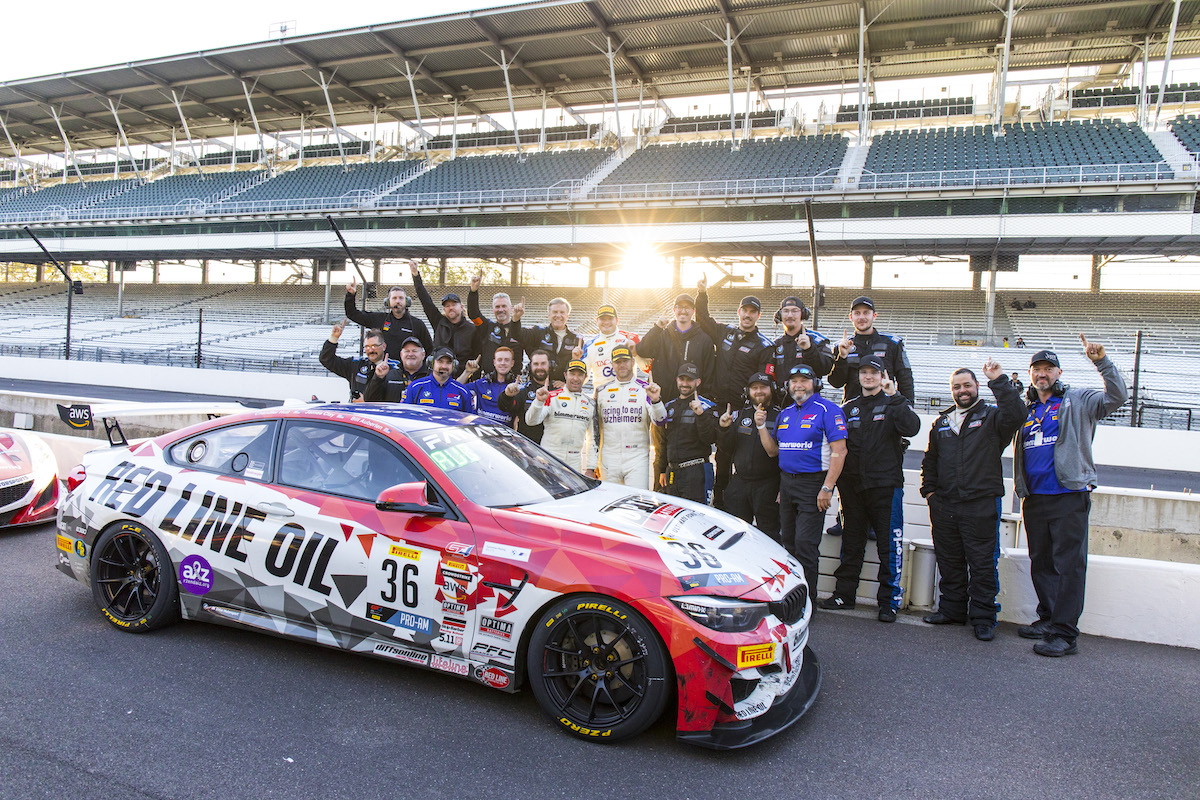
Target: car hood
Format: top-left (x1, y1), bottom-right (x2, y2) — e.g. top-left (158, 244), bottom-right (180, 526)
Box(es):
top-left (491, 483), bottom-right (803, 601)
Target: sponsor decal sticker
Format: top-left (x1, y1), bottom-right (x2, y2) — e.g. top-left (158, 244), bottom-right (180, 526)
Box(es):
top-left (679, 571), bottom-right (750, 590)
top-left (477, 666), bottom-right (511, 689)
top-left (735, 700), bottom-right (769, 720)
top-left (178, 554), bottom-right (214, 595)
top-left (430, 654), bottom-right (470, 676)
top-left (479, 616), bottom-right (513, 641)
top-left (389, 544), bottom-right (421, 561)
top-left (737, 643), bottom-right (776, 669)
top-left (442, 601), bottom-right (467, 614)
top-left (480, 542), bottom-right (531, 562)
top-left (446, 542), bottom-right (474, 556)
top-left (444, 559), bottom-right (470, 572)
top-left (56, 534), bottom-right (74, 553)
top-left (373, 642), bottom-right (429, 666)
top-left (74, 539), bottom-right (86, 558)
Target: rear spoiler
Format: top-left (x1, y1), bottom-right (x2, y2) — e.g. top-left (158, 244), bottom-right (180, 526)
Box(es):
top-left (56, 400), bottom-right (282, 447)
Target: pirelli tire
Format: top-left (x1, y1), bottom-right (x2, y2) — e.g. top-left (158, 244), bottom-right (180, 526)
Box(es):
top-left (89, 522), bottom-right (180, 633)
top-left (528, 594), bottom-right (671, 743)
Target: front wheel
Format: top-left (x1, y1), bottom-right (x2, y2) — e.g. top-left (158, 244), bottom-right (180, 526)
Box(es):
top-left (527, 595), bottom-right (671, 743)
top-left (89, 522), bottom-right (180, 633)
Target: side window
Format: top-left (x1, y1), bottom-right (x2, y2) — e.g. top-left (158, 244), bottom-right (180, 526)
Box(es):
top-left (278, 422), bottom-right (423, 502)
top-left (168, 421), bottom-right (277, 480)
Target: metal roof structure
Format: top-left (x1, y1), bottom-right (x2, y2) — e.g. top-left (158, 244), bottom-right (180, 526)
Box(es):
top-left (3, 0), bottom-right (1200, 156)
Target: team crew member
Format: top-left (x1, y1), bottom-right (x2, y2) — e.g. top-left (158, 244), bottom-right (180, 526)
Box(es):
top-left (460, 346), bottom-right (519, 426)
top-left (1014, 339), bottom-right (1127, 657)
top-left (517, 297), bottom-right (581, 385)
top-left (344, 274), bottom-right (432, 356)
top-left (498, 350), bottom-right (552, 444)
top-left (821, 356), bottom-right (920, 623)
top-left (319, 322), bottom-right (400, 402)
top-left (526, 359), bottom-right (599, 473)
top-left (370, 336), bottom-right (430, 402)
top-left (576, 304), bottom-right (642, 390)
top-left (762, 364), bottom-right (847, 601)
top-left (409, 261), bottom-right (477, 365)
top-left (402, 348), bottom-right (476, 413)
top-left (769, 296), bottom-right (834, 399)
top-left (716, 372), bottom-right (781, 541)
top-left (694, 276), bottom-right (773, 509)
top-left (467, 269), bottom-right (525, 374)
top-left (653, 363), bottom-right (719, 503)
top-left (593, 345), bottom-right (665, 488)
top-left (920, 360), bottom-right (1025, 640)
top-left (829, 296), bottom-right (915, 403)
top-left (638, 293), bottom-right (716, 403)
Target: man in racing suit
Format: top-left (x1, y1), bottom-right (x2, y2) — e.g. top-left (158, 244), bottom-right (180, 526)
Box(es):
top-left (526, 359), bottom-right (599, 473)
top-left (769, 296), bottom-right (834, 401)
top-left (319, 322), bottom-right (399, 402)
top-left (402, 348), bottom-right (476, 413)
top-left (576, 303), bottom-right (643, 390)
top-left (593, 345), bottom-right (666, 489)
top-left (467, 268), bottom-right (524, 375)
top-left (459, 345), bottom-right (519, 426)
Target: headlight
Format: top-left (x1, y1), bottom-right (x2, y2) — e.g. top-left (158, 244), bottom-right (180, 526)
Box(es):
top-left (670, 595), bottom-right (770, 633)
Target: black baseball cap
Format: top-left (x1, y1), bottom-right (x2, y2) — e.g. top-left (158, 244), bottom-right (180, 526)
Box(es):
top-left (673, 293), bottom-right (696, 308)
top-left (399, 336), bottom-right (425, 350)
top-left (1030, 350), bottom-right (1060, 368)
top-left (858, 355), bottom-right (885, 372)
top-left (611, 345), bottom-right (633, 361)
top-left (851, 295), bottom-right (875, 310)
top-left (441, 293), bottom-right (462, 305)
top-left (780, 296), bottom-right (805, 309)
top-left (747, 371), bottom-right (772, 387)
top-left (431, 347), bottom-right (456, 362)
top-left (787, 364), bottom-right (817, 381)
top-left (677, 362), bottom-right (700, 379)
top-left (739, 295), bottom-right (762, 311)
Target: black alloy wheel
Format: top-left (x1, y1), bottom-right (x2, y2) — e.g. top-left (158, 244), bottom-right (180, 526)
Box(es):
top-left (89, 522), bottom-right (180, 633)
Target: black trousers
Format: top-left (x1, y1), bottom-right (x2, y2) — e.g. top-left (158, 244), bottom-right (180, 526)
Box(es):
top-left (833, 478), bottom-right (900, 608)
top-left (779, 471), bottom-right (828, 602)
top-left (666, 463), bottom-right (707, 505)
top-left (929, 497), bottom-right (1001, 625)
top-left (1023, 491), bottom-right (1091, 640)
top-left (725, 474), bottom-right (781, 543)
top-left (713, 442), bottom-right (732, 510)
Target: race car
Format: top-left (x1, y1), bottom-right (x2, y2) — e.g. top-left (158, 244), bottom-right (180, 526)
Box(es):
top-left (56, 404), bottom-right (818, 748)
top-left (0, 428), bottom-right (59, 528)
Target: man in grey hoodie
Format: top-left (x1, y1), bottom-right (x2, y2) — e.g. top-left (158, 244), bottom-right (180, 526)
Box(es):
top-left (1012, 337), bottom-right (1127, 657)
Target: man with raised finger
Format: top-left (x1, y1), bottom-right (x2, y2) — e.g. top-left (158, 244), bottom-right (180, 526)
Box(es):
top-left (717, 373), bottom-right (781, 542)
top-left (319, 322), bottom-right (400, 402)
top-left (526, 359), bottom-right (599, 474)
top-left (769, 296), bottom-right (834, 400)
top-left (344, 273), bottom-right (432, 355)
top-left (467, 269), bottom-right (525, 374)
top-left (593, 345), bottom-right (666, 489)
top-left (653, 363), bottom-right (719, 504)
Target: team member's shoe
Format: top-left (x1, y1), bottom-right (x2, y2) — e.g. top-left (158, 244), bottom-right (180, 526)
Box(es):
top-left (825, 522), bottom-right (842, 537)
top-left (973, 624), bottom-right (996, 641)
top-left (878, 606), bottom-right (897, 623)
top-left (922, 611), bottom-right (965, 625)
top-left (1033, 636), bottom-right (1078, 657)
top-left (818, 595), bottom-right (855, 610)
top-left (1018, 619), bottom-right (1053, 640)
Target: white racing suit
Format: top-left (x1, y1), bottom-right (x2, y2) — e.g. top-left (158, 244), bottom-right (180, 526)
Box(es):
top-left (581, 330), bottom-right (646, 390)
top-left (526, 389), bottom-right (600, 473)
top-left (594, 377), bottom-right (667, 490)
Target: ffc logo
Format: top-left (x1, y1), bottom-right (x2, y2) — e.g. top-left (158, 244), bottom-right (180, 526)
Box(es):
top-left (56, 404), bottom-right (94, 430)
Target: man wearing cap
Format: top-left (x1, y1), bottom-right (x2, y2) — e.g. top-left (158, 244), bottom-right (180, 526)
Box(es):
top-left (409, 261), bottom-right (477, 365)
top-left (402, 348), bottom-right (476, 413)
top-left (517, 297), bottom-right (582, 386)
top-left (821, 355), bottom-right (921, 623)
top-left (593, 345), bottom-right (665, 489)
top-left (769, 296), bottom-right (834, 400)
top-left (575, 304), bottom-right (643, 390)
top-left (920, 359), bottom-right (1025, 640)
top-left (458, 345), bottom-right (519, 426)
top-left (761, 364), bottom-right (848, 601)
top-left (467, 268), bottom-right (525, 375)
top-left (526, 359), bottom-right (599, 473)
top-left (344, 273), bottom-right (433, 356)
top-left (829, 296), bottom-right (915, 404)
top-left (499, 349), bottom-right (552, 444)
top-left (694, 276), bottom-right (774, 510)
top-left (368, 336), bottom-right (430, 402)
top-left (717, 372), bottom-right (781, 541)
top-left (1013, 338), bottom-right (1127, 657)
top-left (320, 323), bottom-right (401, 402)
top-left (639, 292), bottom-right (715, 405)
top-left (653, 363), bottom-right (719, 503)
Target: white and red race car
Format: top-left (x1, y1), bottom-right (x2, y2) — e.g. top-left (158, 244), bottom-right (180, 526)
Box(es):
top-left (56, 403), bottom-right (818, 748)
top-left (0, 429), bottom-right (59, 528)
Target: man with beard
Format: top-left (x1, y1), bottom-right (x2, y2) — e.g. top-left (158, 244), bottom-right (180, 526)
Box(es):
top-left (344, 274), bottom-right (432, 355)
top-left (694, 276), bottom-right (774, 510)
top-left (717, 372), bottom-right (781, 542)
top-left (768, 296), bottom-right (834, 400)
top-left (526, 359), bottom-right (599, 474)
top-left (402, 348), bottom-right (476, 413)
top-left (467, 269), bottom-right (525, 374)
top-left (821, 356), bottom-right (921, 623)
top-left (593, 345), bottom-right (665, 489)
top-left (499, 349), bottom-right (552, 444)
top-left (575, 304), bottom-right (643, 390)
top-left (920, 359), bottom-right (1025, 640)
top-left (638, 293), bottom-right (715, 403)
top-left (369, 336), bottom-right (429, 402)
top-left (320, 323), bottom-right (400, 402)
top-left (1013, 340), bottom-right (1127, 657)
top-left (517, 297), bottom-right (581, 385)
top-left (653, 363), bottom-right (719, 504)
top-left (458, 345), bottom-right (519, 426)
top-left (409, 261), bottom-right (477, 365)
top-left (762, 364), bottom-right (847, 601)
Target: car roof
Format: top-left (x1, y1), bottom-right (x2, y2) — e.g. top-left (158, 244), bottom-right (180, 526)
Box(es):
top-left (313, 403), bottom-right (485, 431)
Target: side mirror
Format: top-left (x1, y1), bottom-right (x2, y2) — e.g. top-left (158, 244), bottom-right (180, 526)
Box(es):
top-left (375, 481), bottom-right (447, 515)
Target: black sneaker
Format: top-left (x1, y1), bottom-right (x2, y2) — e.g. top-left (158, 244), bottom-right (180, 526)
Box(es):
top-left (1018, 619), bottom-right (1053, 640)
top-left (825, 523), bottom-right (842, 537)
top-left (973, 624), bottom-right (996, 641)
top-left (818, 595), bottom-right (855, 610)
top-left (922, 611), bottom-right (965, 625)
top-left (878, 606), bottom-right (897, 623)
top-left (1033, 636), bottom-right (1078, 657)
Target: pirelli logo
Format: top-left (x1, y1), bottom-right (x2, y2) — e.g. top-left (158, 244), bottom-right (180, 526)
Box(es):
top-left (388, 544), bottom-right (421, 561)
top-left (737, 643), bottom-right (776, 669)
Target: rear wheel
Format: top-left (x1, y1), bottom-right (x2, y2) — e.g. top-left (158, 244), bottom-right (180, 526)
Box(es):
top-left (527, 595), bottom-right (671, 743)
top-left (89, 522), bottom-right (180, 633)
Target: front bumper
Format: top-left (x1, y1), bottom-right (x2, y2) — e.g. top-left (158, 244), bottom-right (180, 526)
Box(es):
top-left (676, 646), bottom-right (821, 750)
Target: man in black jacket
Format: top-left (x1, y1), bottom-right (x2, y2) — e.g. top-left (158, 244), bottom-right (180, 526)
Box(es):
top-left (768, 296), bottom-right (834, 400)
top-left (717, 372), bottom-right (780, 541)
top-left (369, 336), bottom-right (429, 402)
top-left (828, 296), bottom-right (915, 403)
top-left (638, 293), bottom-right (715, 404)
top-left (467, 268), bottom-right (524, 374)
top-left (516, 297), bottom-right (580, 385)
top-left (820, 356), bottom-right (921, 623)
top-left (344, 274), bottom-right (432, 355)
top-left (498, 349), bottom-right (552, 444)
top-left (694, 276), bottom-right (773, 510)
top-left (319, 322), bottom-right (399, 402)
top-left (409, 261), bottom-right (477, 365)
top-left (653, 363), bottom-right (719, 504)
top-left (920, 359), bottom-right (1025, 641)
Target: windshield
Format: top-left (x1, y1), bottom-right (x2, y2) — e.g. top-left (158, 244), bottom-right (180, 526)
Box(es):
top-left (409, 423), bottom-right (594, 507)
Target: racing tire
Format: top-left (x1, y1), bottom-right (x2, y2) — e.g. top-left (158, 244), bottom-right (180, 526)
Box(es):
top-left (89, 522), bottom-right (180, 633)
top-left (528, 594), bottom-right (671, 743)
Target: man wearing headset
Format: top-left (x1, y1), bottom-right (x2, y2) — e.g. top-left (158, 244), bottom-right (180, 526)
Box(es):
top-left (1014, 339), bottom-right (1126, 657)
top-left (768, 296), bottom-right (834, 400)
top-left (402, 348), bottom-right (476, 413)
top-left (717, 372), bottom-right (781, 542)
top-left (344, 274), bottom-right (432, 355)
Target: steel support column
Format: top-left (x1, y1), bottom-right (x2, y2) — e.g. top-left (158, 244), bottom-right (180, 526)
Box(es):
top-left (170, 90), bottom-right (204, 176)
top-left (858, 6), bottom-right (869, 141)
top-left (48, 106), bottom-right (84, 182)
top-left (316, 71), bottom-right (349, 170)
top-left (994, 0), bottom-right (1015, 128)
top-left (1154, 0), bottom-right (1183, 129)
top-left (240, 80), bottom-right (267, 164)
top-left (606, 36), bottom-right (623, 142)
top-left (0, 115), bottom-right (30, 186)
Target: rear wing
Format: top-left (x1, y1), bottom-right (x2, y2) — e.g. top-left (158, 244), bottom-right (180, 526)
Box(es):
top-left (56, 401), bottom-right (269, 447)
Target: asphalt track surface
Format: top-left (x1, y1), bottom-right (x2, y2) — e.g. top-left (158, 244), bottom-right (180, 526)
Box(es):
top-left (2, 521), bottom-right (1197, 800)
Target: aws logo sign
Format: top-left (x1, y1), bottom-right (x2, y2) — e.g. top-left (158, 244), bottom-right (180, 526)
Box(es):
top-left (56, 404), bottom-right (94, 430)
